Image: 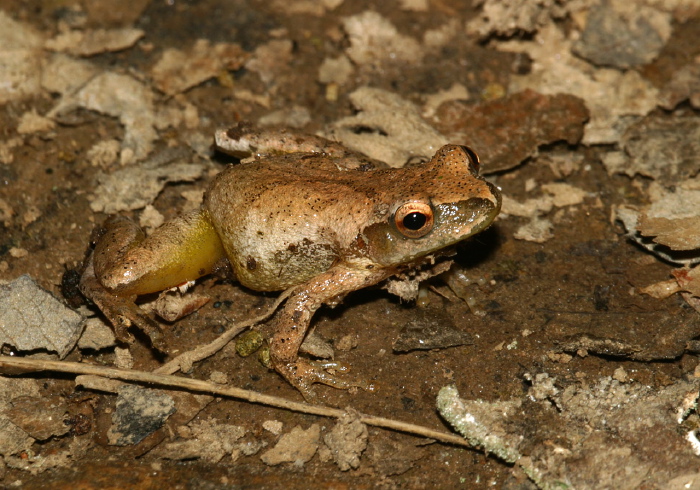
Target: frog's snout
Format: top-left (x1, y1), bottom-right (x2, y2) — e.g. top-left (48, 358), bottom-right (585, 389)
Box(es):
top-left (463, 190), bottom-right (501, 236)
top-left (485, 181), bottom-right (502, 215)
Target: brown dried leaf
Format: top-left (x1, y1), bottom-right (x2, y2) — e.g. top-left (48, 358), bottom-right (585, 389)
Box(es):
top-left (501, 24), bottom-right (658, 145)
top-left (45, 28), bottom-right (144, 56)
top-left (672, 267), bottom-right (700, 297)
top-left (433, 89), bottom-right (589, 173)
top-left (638, 215), bottom-right (700, 251)
top-left (152, 39), bottom-right (248, 96)
top-left (639, 279), bottom-right (681, 299)
top-left (49, 71), bottom-right (158, 164)
top-left (5, 396), bottom-right (69, 441)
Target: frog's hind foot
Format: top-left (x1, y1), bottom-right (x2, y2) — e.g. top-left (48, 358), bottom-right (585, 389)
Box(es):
top-left (80, 258), bottom-right (168, 352)
top-left (274, 358), bottom-right (376, 403)
top-left (110, 302), bottom-right (168, 353)
top-left (93, 292), bottom-right (168, 353)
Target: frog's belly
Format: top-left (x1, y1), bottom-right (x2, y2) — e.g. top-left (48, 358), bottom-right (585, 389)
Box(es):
top-left (225, 237), bottom-right (339, 291)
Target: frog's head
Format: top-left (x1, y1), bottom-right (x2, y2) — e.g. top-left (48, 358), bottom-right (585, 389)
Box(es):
top-left (362, 145), bottom-right (501, 267)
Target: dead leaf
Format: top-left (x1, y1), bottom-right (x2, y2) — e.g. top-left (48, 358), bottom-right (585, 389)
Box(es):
top-left (89, 156), bottom-right (204, 213)
top-left (326, 87), bottom-right (447, 168)
top-left (0, 275), bottom-right (84, 358)
top-left (433, 90), bottom-right (589, 173)
top-left (45, 28), bottom-right (144, 56)
top-left (639, 215), bottom-right (700, 251)
top-left (672, 267), bottom-right (700, 297)
top-left (151, 39), bottom-right (247, 96)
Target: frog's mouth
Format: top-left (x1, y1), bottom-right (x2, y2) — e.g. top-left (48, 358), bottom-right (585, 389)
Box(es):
top-left (460, 185), bottom-right (502, 237)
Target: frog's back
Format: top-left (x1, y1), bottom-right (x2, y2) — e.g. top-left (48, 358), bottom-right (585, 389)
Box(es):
top-left (204, 155), bottom-right (376, 291)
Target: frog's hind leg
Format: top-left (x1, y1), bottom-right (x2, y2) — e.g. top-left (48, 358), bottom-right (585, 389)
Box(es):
top-left (80, 254), bottom-right (168, 350)
top-left (81, 210), bottom-right (227, 351)
top-left (214, 124), bottom-right (387, 170)
top-left (92, 211), bottom-right (226, 296)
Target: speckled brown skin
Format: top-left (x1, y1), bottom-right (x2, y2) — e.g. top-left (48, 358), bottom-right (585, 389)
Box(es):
top-left (81, 127), bottom-right (501, 401)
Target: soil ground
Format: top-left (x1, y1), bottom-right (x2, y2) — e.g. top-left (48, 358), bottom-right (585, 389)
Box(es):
top-left (1, 1), bottom-right (700, 488)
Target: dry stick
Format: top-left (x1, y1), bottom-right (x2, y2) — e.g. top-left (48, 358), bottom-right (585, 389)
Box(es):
top-left (154, 287), bottom-right (295, 375)
top-left (0, 356), bottom-right (470, 448)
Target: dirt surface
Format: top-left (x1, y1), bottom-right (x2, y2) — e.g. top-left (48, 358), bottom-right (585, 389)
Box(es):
top-left (2, 0), bottom-right (700, 488)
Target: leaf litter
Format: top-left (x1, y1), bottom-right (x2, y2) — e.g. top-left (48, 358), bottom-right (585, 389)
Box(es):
top-left (2, 0), bottom-right (700, 487)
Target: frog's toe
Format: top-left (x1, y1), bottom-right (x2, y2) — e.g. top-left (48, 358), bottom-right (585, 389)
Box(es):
top-left (313, 359), bottom-right (351, 373)
top-left (275, 358), bottom-right (373, 402)
top-left (112, 318), bottom-right (136, 345)
top-left (101, 300), bottom-right (168, 352)
top-left (310, 360), bottom-right (375, 392)
top-left (126, 312), bottom-right (168, 352)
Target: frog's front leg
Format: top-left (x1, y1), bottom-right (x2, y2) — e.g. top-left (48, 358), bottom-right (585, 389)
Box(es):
top-left (80, 210), bottom-right (227, 351)
top-left (270, 264), bottom-right (392, 401)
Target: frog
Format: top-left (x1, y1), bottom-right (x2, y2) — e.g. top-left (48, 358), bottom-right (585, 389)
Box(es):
top-left (80, 124), bottom-right (502, 401)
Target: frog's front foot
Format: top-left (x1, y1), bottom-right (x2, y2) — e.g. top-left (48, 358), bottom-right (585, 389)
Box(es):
top-left (272, 357), bottom-right (375, 403)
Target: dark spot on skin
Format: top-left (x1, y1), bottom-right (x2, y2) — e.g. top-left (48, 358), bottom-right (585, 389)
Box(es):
top-left (198, 268), bottom-right (206, 276)
top-left (246, 256), bottom-right (257, 271)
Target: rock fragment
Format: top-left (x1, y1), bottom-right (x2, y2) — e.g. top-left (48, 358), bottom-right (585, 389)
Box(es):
top-left (0, 275), bottom-right (84, 358)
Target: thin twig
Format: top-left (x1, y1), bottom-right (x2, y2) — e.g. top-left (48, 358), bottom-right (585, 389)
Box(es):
top-left (0, 356), bottom-right (471, 448)
top-left (154, 287), bottom-right (294, 375)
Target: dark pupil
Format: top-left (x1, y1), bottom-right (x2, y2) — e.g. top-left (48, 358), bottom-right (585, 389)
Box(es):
top-left (403, 212), bottom-right (427, 230)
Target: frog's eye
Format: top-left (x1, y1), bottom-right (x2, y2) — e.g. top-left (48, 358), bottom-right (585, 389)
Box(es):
top-left (459, 145), bottom-right (480, 174)
top-left (394, 202), bottom-right (434, 238)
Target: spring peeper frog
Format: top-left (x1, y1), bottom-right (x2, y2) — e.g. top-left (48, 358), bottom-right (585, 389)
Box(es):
top-left (80, 125), bottom-right (501, 401)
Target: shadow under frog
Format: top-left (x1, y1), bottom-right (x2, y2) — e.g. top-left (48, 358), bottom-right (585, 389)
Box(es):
top-left (80, 125), bottom-right (502, 401)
